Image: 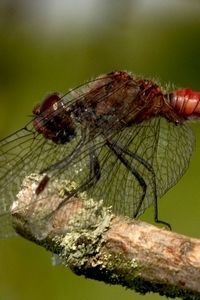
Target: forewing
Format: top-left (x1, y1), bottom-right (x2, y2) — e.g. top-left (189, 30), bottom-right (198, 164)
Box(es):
top-left (0, 122), bottom-right (87, 237)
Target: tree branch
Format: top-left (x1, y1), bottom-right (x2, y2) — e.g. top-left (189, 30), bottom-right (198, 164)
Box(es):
top-left (11, 174), bottom-right (200, 299)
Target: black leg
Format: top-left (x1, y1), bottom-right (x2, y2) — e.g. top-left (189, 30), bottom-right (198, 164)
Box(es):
top-left (106, 139), bottom-right (171, 230)
top-left (88, 147), bottom-right (101, 186)
top-left (106, 139), bottom-right (147, 218)
top-left (44, 145), bottom-right (101, 217)
top-left (40, 136), bottom-right (87, 174)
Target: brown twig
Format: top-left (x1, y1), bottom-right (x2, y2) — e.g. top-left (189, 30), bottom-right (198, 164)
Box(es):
top-left (11, 174), bottom-right (200, 299)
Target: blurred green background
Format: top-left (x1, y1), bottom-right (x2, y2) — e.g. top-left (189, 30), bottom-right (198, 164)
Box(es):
top-left (0, 0), bottom-right (200, 299)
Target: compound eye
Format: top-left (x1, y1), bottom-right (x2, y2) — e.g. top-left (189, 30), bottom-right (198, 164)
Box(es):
top-left (33, 93), bottom-right (61, 115)
top-left (40, 93), bottom-right (61, 113)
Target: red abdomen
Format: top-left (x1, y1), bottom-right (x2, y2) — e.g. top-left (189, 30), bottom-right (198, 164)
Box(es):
top-left (169, 88), bottom-right (200, 118)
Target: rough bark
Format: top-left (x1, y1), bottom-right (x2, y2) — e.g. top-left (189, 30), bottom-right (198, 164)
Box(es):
top-left (11, 174), bottom-right (200, 299)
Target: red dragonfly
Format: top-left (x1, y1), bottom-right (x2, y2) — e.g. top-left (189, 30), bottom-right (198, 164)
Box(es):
top-left (0, 71), bottom-right (199, 237)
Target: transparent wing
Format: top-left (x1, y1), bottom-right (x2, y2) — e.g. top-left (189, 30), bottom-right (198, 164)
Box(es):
top-left (86, 117), bottom-right (194, 218)
top-left (0, 122), bottom-right (91, 237)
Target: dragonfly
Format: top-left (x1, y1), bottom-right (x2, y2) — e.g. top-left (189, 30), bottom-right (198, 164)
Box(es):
top-left (0, 70), bottom-right (199, 238)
